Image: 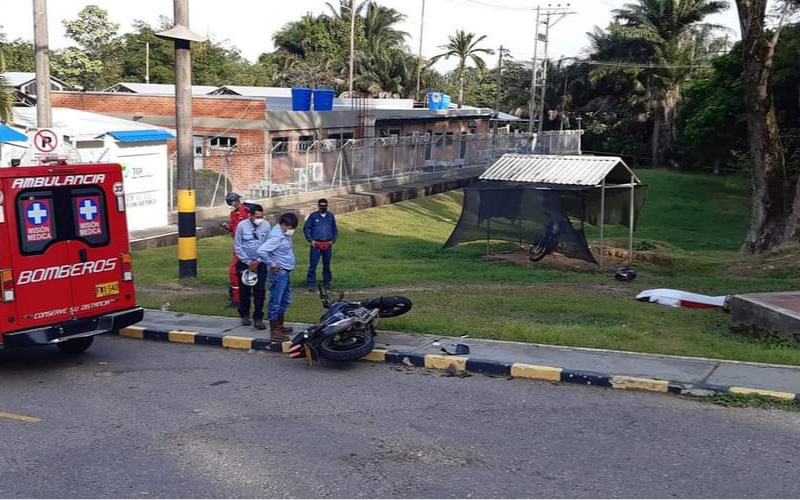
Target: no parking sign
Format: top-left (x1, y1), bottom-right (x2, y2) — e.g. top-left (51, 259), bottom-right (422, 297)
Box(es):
top-left (28, 128), bottom-right (63, 158)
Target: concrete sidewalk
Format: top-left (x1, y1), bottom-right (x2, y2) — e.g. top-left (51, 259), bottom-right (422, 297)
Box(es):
top-left (125, 310), bottom-right (800, 401)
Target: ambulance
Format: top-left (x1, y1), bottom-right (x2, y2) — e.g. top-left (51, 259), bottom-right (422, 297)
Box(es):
top-left (0, 163), bottom-right (143, 353)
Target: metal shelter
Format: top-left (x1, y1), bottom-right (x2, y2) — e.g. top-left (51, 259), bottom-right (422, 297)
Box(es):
top-left (479, 154), bottom-right (644, 267)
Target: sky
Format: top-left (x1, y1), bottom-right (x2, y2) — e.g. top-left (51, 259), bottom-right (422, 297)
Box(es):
top-left (0, 0), bottom-right (742, 72)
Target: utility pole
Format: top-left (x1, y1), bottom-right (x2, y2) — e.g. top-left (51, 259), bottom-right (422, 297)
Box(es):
top-left (494, 45), bottom-right (507, 114)
top-left (349, 0), bottom-right (356, 97)
top-left (528, 5), bottom-right (540, 135)
top-left (157, 0), bottom-right (205, 278)
top-left (145, 41), bottom-right (150, 84)
top-left (32, 0), bottom-right (52, 128)
top-left (528, 4), bottom-right (575, 137)
top-left (415, 0), bottom-right (427, 103)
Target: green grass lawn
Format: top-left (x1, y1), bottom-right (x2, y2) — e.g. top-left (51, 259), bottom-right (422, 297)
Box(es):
top-left (133, 169), bottom-right (800, 366)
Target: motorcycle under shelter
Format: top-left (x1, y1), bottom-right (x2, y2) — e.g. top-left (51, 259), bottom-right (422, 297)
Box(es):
top-left (444, 154), bottom-right (647, 266)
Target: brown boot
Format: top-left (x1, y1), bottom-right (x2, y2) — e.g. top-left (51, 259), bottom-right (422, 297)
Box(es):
top-left (270, 320), bottom-right (287, 342)
top-left (278, 315), bottom-right (294, 334)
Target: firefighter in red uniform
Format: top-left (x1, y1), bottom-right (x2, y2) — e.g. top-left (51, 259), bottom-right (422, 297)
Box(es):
top-left (222, 193), bottom-right (250, 307)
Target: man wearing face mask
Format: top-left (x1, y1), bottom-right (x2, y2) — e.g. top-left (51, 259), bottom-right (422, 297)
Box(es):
top-left (234, 204), bottom-right (271, 330)
top-left (257, 212), bottom-right (299, 341)
top-left (304, 198), bottom-right (338, 292)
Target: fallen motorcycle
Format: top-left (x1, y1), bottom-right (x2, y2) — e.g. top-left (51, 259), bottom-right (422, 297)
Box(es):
top-left (288, 287), bottom-right (412, 364)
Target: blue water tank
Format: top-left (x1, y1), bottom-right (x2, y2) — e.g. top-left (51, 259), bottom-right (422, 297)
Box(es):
top-left (428, 92), bottom-right (445, 110)
top-left (313, 89), bottom-right (335, 111)
top-left (291, 87), bottom-right (313, 111)
top-left (442, 94), bottom-right (452, 109)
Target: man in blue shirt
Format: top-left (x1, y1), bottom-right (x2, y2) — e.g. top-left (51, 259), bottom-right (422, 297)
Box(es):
top-left (257, 212), bottom-right (299, 341)
top-left (234, 204), bottom-right (271, 330)
top-left (303, 199), bottom-right (338, 292)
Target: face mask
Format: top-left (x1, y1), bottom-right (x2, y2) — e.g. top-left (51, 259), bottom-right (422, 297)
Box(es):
top-left (285, 228), bottom-right (296, 237)
top-left (252, 218), bottom-right (264, 226)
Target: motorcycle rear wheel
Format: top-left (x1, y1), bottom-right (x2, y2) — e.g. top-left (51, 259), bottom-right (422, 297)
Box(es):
top-left (318, 332), bottom-right (376, 361)
top-left (363, 296), bottom-right (413, 318)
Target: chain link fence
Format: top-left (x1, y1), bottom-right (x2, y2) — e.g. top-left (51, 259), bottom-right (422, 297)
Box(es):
top-left (176, 132), bottom-right (538, 209)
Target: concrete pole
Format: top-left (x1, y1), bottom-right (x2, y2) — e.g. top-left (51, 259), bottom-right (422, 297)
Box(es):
top-left (415, 0), bottom-right (426, 102)
top-left (528, 5), bottom-right (540, 135)
top-left (538, 12), bottom-right (552, 136)
top-left (174, 0), bottom-right (197, 278)
top-left (349, 0), bottom-right (356, 97)
top-left (32, 0), bottom-right (52, 128)
top-left (145, 42), bottom-right (150, 84)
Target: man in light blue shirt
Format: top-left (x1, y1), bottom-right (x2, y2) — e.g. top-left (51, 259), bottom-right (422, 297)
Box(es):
top-left (257, 212), bottom-right (299, 341)
top-left (234, 204), bottom-right (271, 330)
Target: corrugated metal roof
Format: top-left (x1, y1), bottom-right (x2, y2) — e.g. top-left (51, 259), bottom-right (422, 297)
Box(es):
top-left (2, 72), bottom-right (69, 89)
top-left (108, 130), bottom-right (174, 143)
top-left (105, 83), bottom-right (219, 96)
top-left (12, 107), bottom-right (175, 140)
top-left (480, 154), bottom-right (638, 186)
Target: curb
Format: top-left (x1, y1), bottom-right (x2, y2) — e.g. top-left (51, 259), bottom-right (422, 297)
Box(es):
top-left (118, 326), bottom-right (800, 403)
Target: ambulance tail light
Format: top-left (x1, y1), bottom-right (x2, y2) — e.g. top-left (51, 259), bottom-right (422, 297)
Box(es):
top-left (1, 269), bottom-right (14, 302)
top-left (121, 253), bottom-right (133, 281)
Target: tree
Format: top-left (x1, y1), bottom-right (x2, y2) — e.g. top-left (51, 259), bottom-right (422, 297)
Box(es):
top-left (53, 5), bottom-right (121, 90)
top-left (269, 2), bottom-right (414, 96)
top-left (735, 0), bottom-right (800, 252)
top-left (608, 0), bottom-right (729, 166)
top-left (676, 47), bottom-right (747, 172)
top-left (0, 54), bottom-right (13, 124)
top-left (430, 30), bottom-right (494, 108)
top-left (0, 38), bottom-right (34, 72)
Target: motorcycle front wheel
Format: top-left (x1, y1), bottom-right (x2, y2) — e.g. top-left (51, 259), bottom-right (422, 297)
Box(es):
top-left (529, 243), bottom-right (550, 262)
top-left (318, 332), bottom-right (376, 361)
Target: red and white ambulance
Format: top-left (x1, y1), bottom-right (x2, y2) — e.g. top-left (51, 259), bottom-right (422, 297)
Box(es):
top-left (0, 162), bottom-right (143, 353)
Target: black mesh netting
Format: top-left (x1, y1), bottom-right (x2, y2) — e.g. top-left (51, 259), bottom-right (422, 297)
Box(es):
top-left (444, 181), bottom-right (648, 264)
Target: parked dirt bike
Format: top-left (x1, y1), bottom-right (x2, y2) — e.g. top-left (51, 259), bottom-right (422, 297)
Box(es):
top-left (529, 220), bottom-right (561, 262)
top-left (288, 287), bottom-right (412, 364)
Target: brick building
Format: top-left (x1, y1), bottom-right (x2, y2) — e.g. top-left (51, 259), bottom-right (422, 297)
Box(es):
top-left (51, 84), bottom-right (496, 197)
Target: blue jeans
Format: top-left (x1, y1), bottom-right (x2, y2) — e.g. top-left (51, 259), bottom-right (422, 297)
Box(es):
top-left (268, 269), bottom-right (293, 321)
top-left (306, 246), bottom-right (333, 286)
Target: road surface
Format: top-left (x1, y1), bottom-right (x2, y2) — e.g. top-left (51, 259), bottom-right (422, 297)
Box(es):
top-left (1, 336), bottom-right (798, 498)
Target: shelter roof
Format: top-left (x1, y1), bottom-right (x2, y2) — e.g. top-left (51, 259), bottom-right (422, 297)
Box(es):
top-left (479, 154), bottom-right (640, 187)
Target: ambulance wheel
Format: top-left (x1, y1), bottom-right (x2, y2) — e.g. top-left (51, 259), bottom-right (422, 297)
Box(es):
top-left (57, 337), bottom-right (94, 355)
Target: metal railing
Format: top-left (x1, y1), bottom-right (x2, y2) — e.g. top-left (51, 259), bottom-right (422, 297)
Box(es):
top-left (178, 132), bottom-right (537, 208)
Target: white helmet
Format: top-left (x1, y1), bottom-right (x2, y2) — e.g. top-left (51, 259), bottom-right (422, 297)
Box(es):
top-left (241, 270), bottom-right (258, 287)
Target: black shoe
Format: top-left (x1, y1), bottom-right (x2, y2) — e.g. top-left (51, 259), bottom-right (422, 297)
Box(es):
top-left (308, 286), bottom-right (316, 293)
top-left (253, 319), bottom-right (267, 331)
top-left (241, 317), bottom-right (252, 326)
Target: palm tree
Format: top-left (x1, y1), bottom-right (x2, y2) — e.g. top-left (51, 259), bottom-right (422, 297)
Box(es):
top-left (363, 3), bottom-right (408, 53)
top-left (325, 0), bottom-right (367, 20)
top-left (608, 0), bottom-right (728, 166)
top-left (430, 31), bottom-right (494, 108)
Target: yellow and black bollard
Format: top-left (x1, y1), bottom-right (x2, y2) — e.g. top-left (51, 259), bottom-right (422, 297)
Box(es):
top-left (177, 189), bottom-right (197, 278)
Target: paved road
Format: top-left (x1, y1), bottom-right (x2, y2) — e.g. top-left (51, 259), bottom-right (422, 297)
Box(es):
top-left (1, 336), bottom-right (799, 499)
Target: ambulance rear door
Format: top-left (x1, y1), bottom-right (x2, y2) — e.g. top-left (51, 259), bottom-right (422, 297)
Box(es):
top-left (67, 167), bottom-right (136, 320)
top-left (7, 183), bottom-right (75, 330)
